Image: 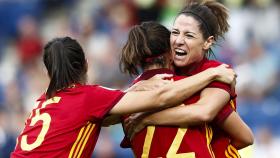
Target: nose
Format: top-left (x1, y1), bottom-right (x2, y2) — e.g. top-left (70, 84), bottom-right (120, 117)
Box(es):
top-left (175, 34), bottom-right (185, 45)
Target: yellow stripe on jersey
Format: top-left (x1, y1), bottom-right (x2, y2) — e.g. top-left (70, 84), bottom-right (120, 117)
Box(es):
top-left (68, 122), bottom-right (95, 158)
top-left (73, 123), bottom-right (94, 158)
top-left (69, 125), bottom-right (86, 158)
top-left (230, 100), bottom-right (236, 111)
top-left (205, 125), bottom-right (215, 158)
top-left (141, 126), bottom-right (155, 158)
top-left (225, 144), bottom-right (240, 158)
top-left (76, 124), bottom-right (95, 158)
top-left (225, 149), bottom-right (233, 158)
top-left (72, 123), bottom-right (92, 158)
top-left (228, 145), bottom-right (241, 158)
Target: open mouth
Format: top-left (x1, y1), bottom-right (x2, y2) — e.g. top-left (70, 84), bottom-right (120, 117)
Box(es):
top-left (175, 48), bottom-right (187, 56)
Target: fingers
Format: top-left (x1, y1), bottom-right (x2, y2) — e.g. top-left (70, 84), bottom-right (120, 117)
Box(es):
top-left (152, 73), bottom-right (173, 80)
top-left (124, 116), bottom-right (146, 140)
top-left (128, 124), bottom-right (145, 140)
top-left (128, 127), bottom-right (134, 140)
top-left (127, 123), bottom-right (136, 140)
top-left (124, 115), bottom-right (136, 129)
top-left (130, 131), bottom-right (136, 140)
top-left (124, 119), bottom-right (132, 129)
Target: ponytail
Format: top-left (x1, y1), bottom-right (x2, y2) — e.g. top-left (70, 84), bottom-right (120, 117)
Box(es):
top-left (120, 25), bottom-right (152, 75)
top-left (43, 37), bottom-right (87, 99)
top-left (120, 21), bottom-right (171, 76)
top-left (202, 0), bottom-right (229, 40)
top-left (179, 0), bottom-right (230, 41)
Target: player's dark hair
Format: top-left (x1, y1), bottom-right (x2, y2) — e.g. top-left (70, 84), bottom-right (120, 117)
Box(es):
top-left (120, 21), bottom-right (171, 76)
top-left (43, 37), bottom-right (87, 99)
top-left (178, 0), bottom-right (229, 58)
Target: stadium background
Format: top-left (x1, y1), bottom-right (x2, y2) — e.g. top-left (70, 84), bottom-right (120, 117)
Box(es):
top-left (0, 0), bottom-right (279, 157)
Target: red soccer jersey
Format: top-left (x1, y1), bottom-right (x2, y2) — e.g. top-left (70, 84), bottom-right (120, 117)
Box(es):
top-left (11, 84), bottom-right (124, 158)
top-left (123, 68), bottom-right (217, 158)
top-left (179, 58), bottom-right (240, 158)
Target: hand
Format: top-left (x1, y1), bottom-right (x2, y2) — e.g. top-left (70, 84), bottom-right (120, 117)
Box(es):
top-left (124, 113), bottom-right (148, 140)
top-left (127, 120), bottom-right (147, 140)
top-left (213, 64), bottom-right (237, 85)
top-left (125, 73), bottom-right (173, 92)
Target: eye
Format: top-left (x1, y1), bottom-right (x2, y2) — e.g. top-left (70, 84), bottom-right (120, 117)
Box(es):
top-left (171, 30), bottom-right (179, 35)
top-left (185, 34), bottom-right (194, 38)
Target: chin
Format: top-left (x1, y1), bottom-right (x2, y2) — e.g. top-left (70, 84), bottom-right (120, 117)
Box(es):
top-left (174, 61), bottom-right (188, 68)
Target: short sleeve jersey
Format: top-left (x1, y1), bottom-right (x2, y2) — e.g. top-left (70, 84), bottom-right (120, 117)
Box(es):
top-left (179, 58), bottom-right (240, 158)
top-left (122, 68), bottom-right (216, 158)
top-left (11, 84), bottom-right (124, 158)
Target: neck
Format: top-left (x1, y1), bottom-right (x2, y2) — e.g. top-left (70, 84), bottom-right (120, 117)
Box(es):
top-left (79, 74), bottom-right (87, 85)
top-left (177, 60), bottom-right (203, 75)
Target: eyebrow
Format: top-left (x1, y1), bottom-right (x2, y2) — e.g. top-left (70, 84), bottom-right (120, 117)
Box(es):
top-left (172, 28), bottom-right (197, 35)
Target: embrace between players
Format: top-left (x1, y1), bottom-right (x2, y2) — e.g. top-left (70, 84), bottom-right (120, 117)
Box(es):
top-left (11, 1), bottom-right (253, 158)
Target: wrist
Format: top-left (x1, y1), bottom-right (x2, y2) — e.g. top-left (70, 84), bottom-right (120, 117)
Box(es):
top-left (207, 68), bottom-right (218, 81)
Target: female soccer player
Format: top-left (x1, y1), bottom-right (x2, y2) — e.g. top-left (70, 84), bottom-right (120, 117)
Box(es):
top-left (10, 36), bottom-right (235, 158)
top-left (120, 20), bottom-right (252, 158)
top-left (126, 1), bottom-right (254, 158)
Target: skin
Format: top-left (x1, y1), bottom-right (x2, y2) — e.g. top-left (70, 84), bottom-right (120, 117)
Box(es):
top-left (171, 15), bottom-right (214, 70)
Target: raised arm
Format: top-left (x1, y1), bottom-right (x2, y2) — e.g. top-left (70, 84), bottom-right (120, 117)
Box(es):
top-left (109, 64), bottom-right (235, 115)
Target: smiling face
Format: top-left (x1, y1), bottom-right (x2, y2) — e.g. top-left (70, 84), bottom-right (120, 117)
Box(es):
top-left (170, 14), bottom-right (213, 68)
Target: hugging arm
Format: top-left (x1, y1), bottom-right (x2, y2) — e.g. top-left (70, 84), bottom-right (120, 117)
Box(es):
top-left (218, 112), bottom-right (254, 149)
top-left (109, 65), bottom-right (235, 115)
top-left (125, 87), bottom-right (230, 138)
top-left (126, 89), bottom-right (254, 149)
top-left (127, 87), bottom-right (229, 127)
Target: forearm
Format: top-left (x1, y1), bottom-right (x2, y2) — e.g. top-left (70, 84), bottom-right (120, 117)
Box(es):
top-left (219, 112), bottom-right (254, 149)
top-left (143, 88), bottom-right (230, 127)
top-left (110, 69), bottom-right (217, 115)
top-left (142, 105), bottom-right (206, 127)
top-left (158, 68), bottom-right (217, 107)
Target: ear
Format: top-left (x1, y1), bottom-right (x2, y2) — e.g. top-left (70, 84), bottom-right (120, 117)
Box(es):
top-left (203, 36), bottom-right (214, 50)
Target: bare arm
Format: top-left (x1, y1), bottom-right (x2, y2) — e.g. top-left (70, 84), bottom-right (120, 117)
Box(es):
top-left (125, 91), bottom-right (254, 149)
top-left (124, 88), bottom-right (230, 138)
top-left (109, 64), bottom-right (235, 115)
top-left (218, 112), bottom-right (254, 149)
top-left (138, 88), bottom-right (230, 127)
